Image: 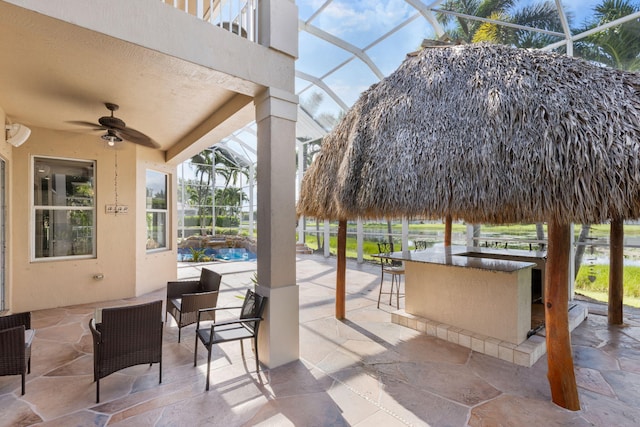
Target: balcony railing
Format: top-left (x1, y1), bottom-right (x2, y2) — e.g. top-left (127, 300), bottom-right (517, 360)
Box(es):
top-left (164, 0), bottom-right (258, 42)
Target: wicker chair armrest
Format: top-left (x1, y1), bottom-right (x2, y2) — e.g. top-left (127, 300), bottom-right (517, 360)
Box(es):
top-left (179, 291), bottom-right (219, 313)
top-left (196, 305), bottom-right (243, 327)
top-left (211, 317), bottom-right (262, 329)
top-left (89, 318), bottom-right (101, 343)
top-left (24, 329), bottom-right (34, 353)
top-left (167, 280), bottom-right (200, 299)
top-left (199, 305), bottom-right (243, 313)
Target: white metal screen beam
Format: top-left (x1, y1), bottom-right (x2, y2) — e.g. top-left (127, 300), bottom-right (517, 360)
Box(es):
top-left (432, 7), bottom-right (566, 38)
top-left (543, 10), bottom-right (640, 51)
top-left (297, 11), bottom-right (424, 111)
top-left (295, 70), bottom-right (350, 111)
top-left (405, 0), bottom-right (446, 37)
top-left (554, 0), bottom-right (573, 56)
top-left (299, 20), bottom-right (385, 79)
top-left (305, 0), bottom-right (334, 25)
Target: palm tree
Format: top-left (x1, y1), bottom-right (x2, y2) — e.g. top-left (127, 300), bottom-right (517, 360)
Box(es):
top-left (215, 186), bottom-right (248, 218)
top-left (298, 136), bottom-right (325, 253)
top-left (215, 148), bottom-right (250, 190)
top-left (573, 0), bottom-right (640, 71)
top-left (473, 1), bottom-right (565, 47)
top-left (190, 150), bottom-right (214, 233)
top-left (189, 147), bottom-right (253, 233)
top-left (438, 0), bottom-right (563, 47)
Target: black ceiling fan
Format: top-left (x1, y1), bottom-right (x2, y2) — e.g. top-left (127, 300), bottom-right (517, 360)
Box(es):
top-left (70, 103), bottom-right (160, 149)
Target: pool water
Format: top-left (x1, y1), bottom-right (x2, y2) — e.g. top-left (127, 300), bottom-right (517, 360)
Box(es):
top-left (177, 247), bottom-right (256, 262)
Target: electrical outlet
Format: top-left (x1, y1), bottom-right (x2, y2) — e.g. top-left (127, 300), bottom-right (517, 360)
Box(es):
top-left (116, 205), bottom-right (128, 214)
top-left (105, 204), bottom-right (116, 214)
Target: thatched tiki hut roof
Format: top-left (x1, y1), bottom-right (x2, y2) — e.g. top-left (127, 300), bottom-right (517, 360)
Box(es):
top-left (297, 43), bottom-right (640, 224)
top-left (296, 43), bottom-right (640, 411)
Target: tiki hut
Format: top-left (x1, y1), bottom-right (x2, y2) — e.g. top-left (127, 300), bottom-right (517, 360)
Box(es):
top-left (297, 43), bottom-right (640, 410)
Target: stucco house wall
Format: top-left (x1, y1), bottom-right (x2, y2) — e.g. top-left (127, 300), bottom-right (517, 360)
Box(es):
top-left (8, 126), bottom-right (175, 312)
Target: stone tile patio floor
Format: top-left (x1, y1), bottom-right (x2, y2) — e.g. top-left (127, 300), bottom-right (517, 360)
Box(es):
top-left (1, 253), bottom-right (640, 426)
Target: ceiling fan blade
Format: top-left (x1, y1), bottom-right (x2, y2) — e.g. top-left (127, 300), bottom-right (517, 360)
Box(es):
top-left (67, 120), bottom-right (105, 130)
top-left (117, 127), bottom-right (160, 149)
top-left (69, 104), bottom-right (160, 149)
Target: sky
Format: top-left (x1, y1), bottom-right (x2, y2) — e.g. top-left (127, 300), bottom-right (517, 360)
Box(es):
top-left (547, 0), bottom-right (602, 25)
top-left (294, 0), bottom-right (621, 132)
top-left (209, 0), bottom-right (635, 173)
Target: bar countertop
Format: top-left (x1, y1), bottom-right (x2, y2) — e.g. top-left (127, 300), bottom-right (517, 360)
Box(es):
top-left (379, 245), bottom-right (541, 273)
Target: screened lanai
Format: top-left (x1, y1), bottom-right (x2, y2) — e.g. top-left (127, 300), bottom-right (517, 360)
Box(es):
top-left (179, 0), bottom-right (640, 308)
top-left (2, 1), bottom-right (640, 424)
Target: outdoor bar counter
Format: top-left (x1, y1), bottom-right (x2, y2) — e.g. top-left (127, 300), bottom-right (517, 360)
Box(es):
top-left (386, 245), bottom-right (544, 345)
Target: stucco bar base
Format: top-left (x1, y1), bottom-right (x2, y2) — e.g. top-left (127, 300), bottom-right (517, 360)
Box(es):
top-left (404, 261), bottom-right (533, 345)
top-left (393, 302), bottom-right (588, 367)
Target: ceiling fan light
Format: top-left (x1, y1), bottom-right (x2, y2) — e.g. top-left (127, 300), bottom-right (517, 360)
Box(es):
top-left (101, 131), bottom-right (122, 146)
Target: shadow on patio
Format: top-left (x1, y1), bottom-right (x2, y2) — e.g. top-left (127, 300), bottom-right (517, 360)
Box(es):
top-left (1, 254), bottom-right (640, 426)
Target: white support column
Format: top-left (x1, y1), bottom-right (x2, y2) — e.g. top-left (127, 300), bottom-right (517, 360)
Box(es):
top-left (196, 0), bottom-right (204, 19)
top-left (296, 140), bottom-right (305, 244)
top-left (258, 0), bottom-right (298, 58)
top-left (402, 217), bottom-right (408, 252)
top-left (211, 159), bottom-right (216, 235)
top-left (248, 163), bottom-right (255, 237)
top-left (324, 220), bottom-right (330, 258)
top-left (466, 224), bottom-right (481, 247)
top-left (180, 162), bottom-right (185, 238)
top-left (357, 219), bottom-right (364, 263)
top-left (297, 220), bottom-right (305, 244)
top-left (466, 224), bottom-right (474, 247)
top-left (569, 223), bottom-right (575, 300)
top-left (254, 87), bottom-right (299, 368)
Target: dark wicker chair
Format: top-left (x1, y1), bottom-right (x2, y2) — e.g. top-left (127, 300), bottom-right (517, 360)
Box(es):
top-left (377, 242), bottom-right (405, 309)
top-left (0, 312), bottom-right (33, 395)
top-left (194, 289), bottom-right (267, 391)
top-left (166, 268), bottom-right (221, 342)
top-left (89, 300), bottom-right (163, 403)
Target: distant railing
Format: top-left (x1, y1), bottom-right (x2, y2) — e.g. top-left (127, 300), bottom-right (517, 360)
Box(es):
top-left (164, 0), bottom-right (258, 42)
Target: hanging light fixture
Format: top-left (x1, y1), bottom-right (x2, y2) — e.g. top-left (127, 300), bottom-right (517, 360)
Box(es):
top-left (101, 129), bottom-right (122, 146)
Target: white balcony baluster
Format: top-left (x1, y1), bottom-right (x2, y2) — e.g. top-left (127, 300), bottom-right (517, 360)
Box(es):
top-left (163, 0), bottom-right (256, 41)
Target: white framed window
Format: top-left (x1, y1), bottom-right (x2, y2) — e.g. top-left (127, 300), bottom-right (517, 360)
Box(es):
top-left (146, 170), bottom-right (168, 251)
top-left (32, 156), bottom-right (96, 260)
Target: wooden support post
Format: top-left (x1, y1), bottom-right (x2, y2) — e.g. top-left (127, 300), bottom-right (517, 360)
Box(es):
top-left (444, 215), bottom-right (452, 247)
top-left (545, 221), bottom-right (580, 410)
top-left (609, 218), bottom-right (624, 325)
top-left (336, 220), bottom-right (347, 319)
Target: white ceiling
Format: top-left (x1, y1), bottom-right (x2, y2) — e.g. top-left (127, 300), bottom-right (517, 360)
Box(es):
top-left (0, 1), bottom-right (243, 155)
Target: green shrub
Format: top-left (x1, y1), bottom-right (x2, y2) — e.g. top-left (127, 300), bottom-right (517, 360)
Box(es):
top-left (183, 215), bottom-right (213, 227)
top-left (189, 248), bottom-right (206, 262)
top-left (216, 215), bottom-right (239, 227)
top-left (215, 227), bottom-right (240, 235)
top-left (575, 264), bottom-right (640, 298)
top-left (304, 234), bottom-right (401, 261)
